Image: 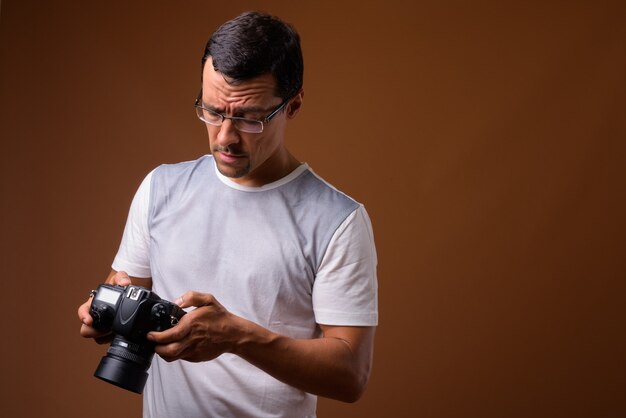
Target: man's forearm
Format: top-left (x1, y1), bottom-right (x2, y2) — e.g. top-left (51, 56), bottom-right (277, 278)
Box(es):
top-left (232, 318), bottom-right (375, 403)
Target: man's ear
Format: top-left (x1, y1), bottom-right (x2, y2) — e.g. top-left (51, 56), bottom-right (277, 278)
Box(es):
top-left (286, 88), bottom-right (304, 119)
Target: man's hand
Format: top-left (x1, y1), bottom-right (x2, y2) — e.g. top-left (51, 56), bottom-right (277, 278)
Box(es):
top-left (77, 270), bottom-right (150, 344)
top-left (146, 290), bottom-right (375, 402)
top-left (147, 291), bottom-right (242, 362)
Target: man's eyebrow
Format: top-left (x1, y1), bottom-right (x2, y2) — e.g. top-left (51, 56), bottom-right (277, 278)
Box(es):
top-left (201, 102), bottom-right (222, 112)
top-left (202, 102), bottom-right (271, 115)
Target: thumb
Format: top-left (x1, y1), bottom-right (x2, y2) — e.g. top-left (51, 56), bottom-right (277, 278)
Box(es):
top-left (174, 291), bottom-right (216, 309)
top-left (112, 271), bottom-right (132, 286)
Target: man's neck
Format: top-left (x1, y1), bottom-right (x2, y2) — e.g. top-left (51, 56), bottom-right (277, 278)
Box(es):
top-left (231, 150), bottom-right (300, 187)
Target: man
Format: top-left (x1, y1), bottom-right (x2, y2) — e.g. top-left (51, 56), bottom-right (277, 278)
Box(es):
top-left (78, 11), bottom-right (378, 417)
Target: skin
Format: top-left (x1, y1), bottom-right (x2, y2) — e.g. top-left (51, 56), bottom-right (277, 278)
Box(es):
top-left (202, 56), bottom-right (302, 186)
top-left (78, 61), bottom-right (376, 402)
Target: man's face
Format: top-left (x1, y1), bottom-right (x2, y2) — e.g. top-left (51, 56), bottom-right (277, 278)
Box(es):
top-left (201, 57), bottom-right (298, 186)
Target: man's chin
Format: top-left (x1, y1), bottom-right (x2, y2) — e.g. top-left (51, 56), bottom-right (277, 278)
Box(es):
top-left (215, 162), bottom-right (249, 179)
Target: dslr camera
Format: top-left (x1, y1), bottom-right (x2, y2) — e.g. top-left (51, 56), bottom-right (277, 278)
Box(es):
top-left (89, 284), bottom-right (185, 393)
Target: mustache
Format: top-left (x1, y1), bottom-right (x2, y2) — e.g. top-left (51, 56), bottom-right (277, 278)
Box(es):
top-left (212, 145), bottom-right (246, 157)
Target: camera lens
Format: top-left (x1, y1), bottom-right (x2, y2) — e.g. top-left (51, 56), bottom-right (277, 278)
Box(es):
top-left (94, 335), bottom-right (155, 394)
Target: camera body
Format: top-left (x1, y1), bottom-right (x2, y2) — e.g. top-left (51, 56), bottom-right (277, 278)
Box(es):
top-left (90, 284), bottom-right (185, 394)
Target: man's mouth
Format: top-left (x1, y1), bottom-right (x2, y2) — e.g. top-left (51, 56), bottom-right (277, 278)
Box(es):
top-left (217, 151), bottom-right (246, 164)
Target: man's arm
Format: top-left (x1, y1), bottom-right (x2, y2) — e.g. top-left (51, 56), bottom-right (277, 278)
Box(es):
top-left (147, 291), bottom-right (376, 403)
top-left (237, 323), bottom-right (375, 403)
top-left (77, 270), bottom-right (152, 341)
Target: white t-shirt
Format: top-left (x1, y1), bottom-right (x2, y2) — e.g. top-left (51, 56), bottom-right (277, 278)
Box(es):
top-left (112, 155), bottom-right (378, 417)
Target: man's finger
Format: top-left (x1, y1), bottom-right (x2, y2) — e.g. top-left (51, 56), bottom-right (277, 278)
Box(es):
top-left (154, 342), bottom-right (185, 362)
top-left (77, 300), bottom-right (93, 325)
top-left (175, 291), bottom-right (216, 309)
top-left (80, 320), bottom-right (112, 344)
top-left (111, 271), bottom-right (132, 286)
top-left (147, 318), bottom-right (191, 343)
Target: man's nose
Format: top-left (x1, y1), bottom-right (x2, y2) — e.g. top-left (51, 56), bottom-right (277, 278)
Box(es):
top-left (215, 118), bottom-right (240, 147)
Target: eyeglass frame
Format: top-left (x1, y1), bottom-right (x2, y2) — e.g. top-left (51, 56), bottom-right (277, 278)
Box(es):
top-left (194, 90), bottom-right (291, 134)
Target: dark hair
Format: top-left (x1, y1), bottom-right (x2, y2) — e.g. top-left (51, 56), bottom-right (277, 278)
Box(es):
top-left (202, 11), bottom-right (304, 100)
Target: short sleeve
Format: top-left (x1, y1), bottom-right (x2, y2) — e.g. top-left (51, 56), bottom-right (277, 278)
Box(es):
top-left (312, 205), bottom-right (378, 326)
top-left (111, 171), bottom-right (153, 278)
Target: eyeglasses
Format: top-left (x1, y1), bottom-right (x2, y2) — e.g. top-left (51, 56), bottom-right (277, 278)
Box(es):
top-left (194, 92), bottom-right (290, 134)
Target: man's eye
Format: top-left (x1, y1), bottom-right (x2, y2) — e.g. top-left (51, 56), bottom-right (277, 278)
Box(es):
top-left (238, 119), bottom-right (260, 127)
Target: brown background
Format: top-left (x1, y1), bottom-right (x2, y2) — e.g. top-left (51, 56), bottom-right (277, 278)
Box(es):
top-left (1, 1), bottom-right (625, 417)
